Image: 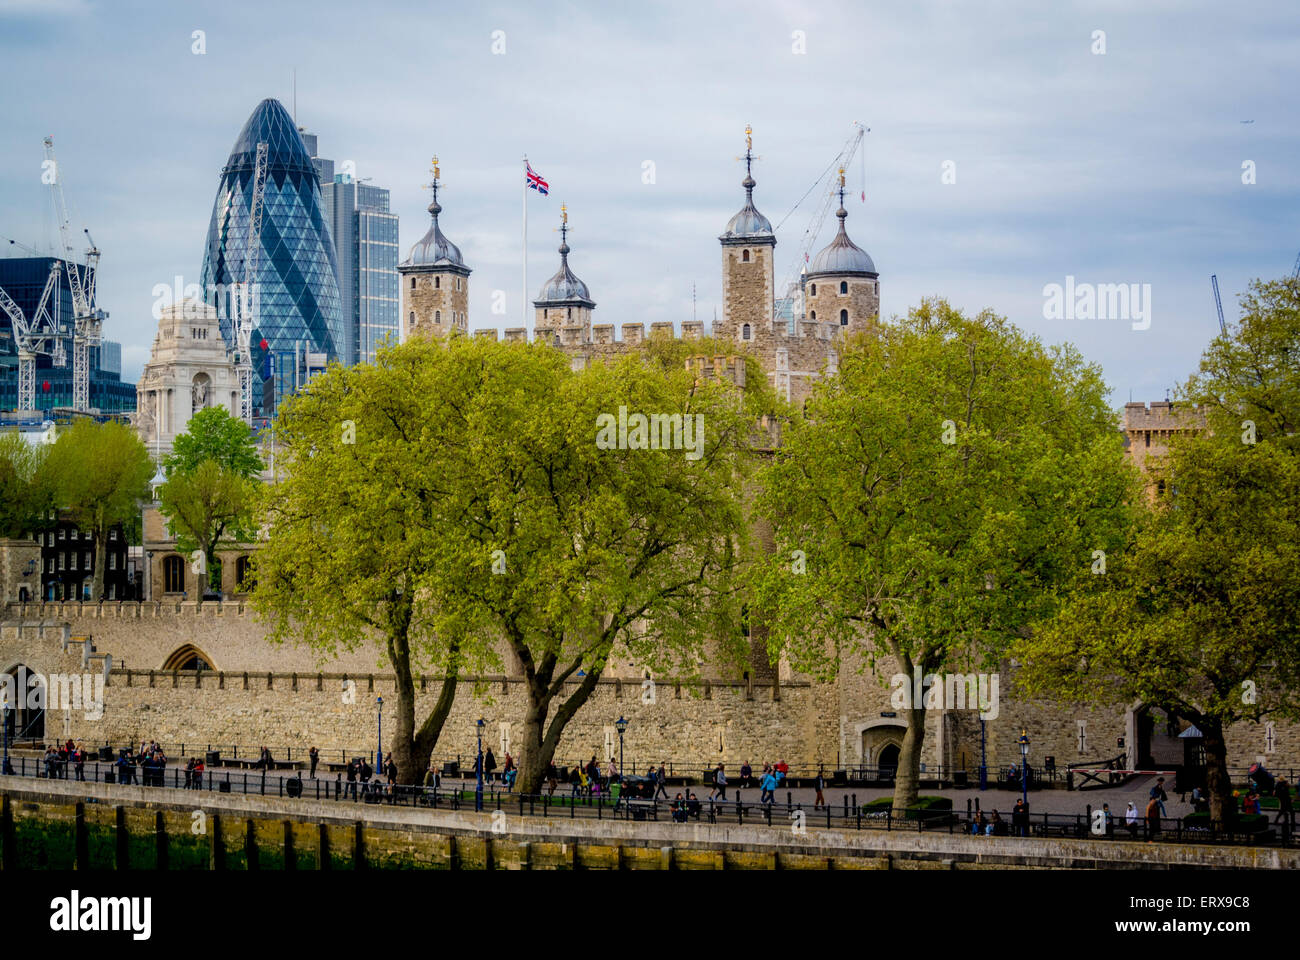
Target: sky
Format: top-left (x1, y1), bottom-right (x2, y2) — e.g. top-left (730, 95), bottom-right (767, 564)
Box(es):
top-left (1, 0), bottom-right (1297, 406)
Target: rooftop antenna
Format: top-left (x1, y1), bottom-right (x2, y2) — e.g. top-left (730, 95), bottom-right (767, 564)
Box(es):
top-left (693, 282), bottom-right (697, 324)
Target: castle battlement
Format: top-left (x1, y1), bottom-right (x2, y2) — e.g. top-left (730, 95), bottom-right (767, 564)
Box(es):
top-left (3, 600), bottom-right (253, 622)
top-left (1122, 400), bottom-right (1204, 433)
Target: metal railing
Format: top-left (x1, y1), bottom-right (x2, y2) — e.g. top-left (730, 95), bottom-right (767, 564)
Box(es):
top-left (2, 756), bottom-right (1292, 849)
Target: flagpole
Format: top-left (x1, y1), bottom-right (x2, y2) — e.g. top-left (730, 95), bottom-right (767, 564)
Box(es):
top-left (522, 155), bottom-right (528, 336)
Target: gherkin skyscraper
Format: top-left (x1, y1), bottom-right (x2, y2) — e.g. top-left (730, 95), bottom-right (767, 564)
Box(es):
top-left (200, 98), bottom-right (343, 417)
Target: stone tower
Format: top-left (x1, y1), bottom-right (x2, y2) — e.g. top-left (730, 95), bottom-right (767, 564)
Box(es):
top-left (803, 169), bottom-right (879, 334)
top-left (533, 205), bottom-right (596, 345)
top-left (718, 126), bottom-right (776, 345)
top-left (135, 300), bottom-right (240, 456)
top-left (399, 157), bottom-right (471, 340)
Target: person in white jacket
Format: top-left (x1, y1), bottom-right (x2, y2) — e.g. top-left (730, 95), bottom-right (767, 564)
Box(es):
top-left (1124, 801), bottom-right (1140, 838)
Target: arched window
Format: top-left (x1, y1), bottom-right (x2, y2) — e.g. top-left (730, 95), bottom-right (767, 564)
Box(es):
top-left (408, 312), bottom-right (414, 326)
top-left (742, 324), bottom-right (751, 340)
top-left (4, 665), bottom-right (44, 739)
top-left (567, 307), bottom-right (572, 319)
top-left (410, 277), bottom-right (415, 290)
top-left (435, 310), bottom-right (441, 323)
top-left (162, 644), bottom-right (214, 672)
top-left (840, 309), bottom-right (849, 325)
top-left (742, 249), bottom-right (750, 263)
top-left (434, 276), bottom-right (440, 289)
top-left (840, 281), bottom-right (848, 294)
top-left (543, 309), bottom-right (548, 319)
top-left (235, 555), bottom-right (254, 592)
top-left (810, 283), bottom-right (817, 296)
top-left (810, 310), bottom-right (816, 321)
top-left (163, 555), bottom-right (184, 593)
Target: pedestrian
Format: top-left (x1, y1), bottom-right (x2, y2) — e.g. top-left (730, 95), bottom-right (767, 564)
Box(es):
top-left (571, 764), bottom-right (585, 797)
top-left (1124, 801), bottom-right (1140, 838)
top-left (422, 763), bottom-right (439, 801)
top-left (484, 748), bottom-right (497, 784)
top-left (503, 752), bottom-right (517, 792)
top-left (972, 810), bottom-right (987, 836)
top-left (672, 792), bottom-right (687, 823)
top-left (1011, 798), bottom-right (1028, 837)
top-left (1274, 778), bottom-right (1294, 833)
top-left (184, 757), bottom-right (195, 789)
top-left (346, 758), bottom-right (359, 799)
top-left (1190, 784), bottom-right (1207, 813)
top-left (760, 768), bottom-right (777, 804)
top-left (775, 758), bottom-right (789, 785)
top-left (813, 766), bottom-right (826, 809)
top-left (1145, 796), bottom-right (1162, 841)
top-left (192, 756), bottom-right (204, 790)
top-left (1101, 802), bottom-right (1115, 837)
top-left (654, 763), bottom-right (668, 799)
top-left (384, 752), bottom-right (397, 786)
top-left (740, 760), bottom-right (753, 789)
top-left (708, 763), bottom-right (728, 802)
top-left (546, 761), bottom-right (558, 796)
top-left (687, 792), bottom-right (702, 820)
top-left (73, 744), bottom-right (86, 782)
top-left (1150, 777), bottom-right (1168, 818)
top-left (309, 746), bottom-right (319, 779)
top-left (989, 810), bottom-right (1005, 836)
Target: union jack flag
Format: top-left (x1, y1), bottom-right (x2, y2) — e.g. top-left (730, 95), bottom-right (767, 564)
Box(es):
top-left (526, 162), bottom-right (549, 196)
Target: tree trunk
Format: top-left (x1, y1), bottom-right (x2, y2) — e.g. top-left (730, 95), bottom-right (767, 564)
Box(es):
top-left (893, 703), bottom-right (926, 815)
top-left (516, 667), bottom-right (603, 796)
top-left (92, 520), bottom-right (107, 601)
top-left (385, 608), bottom-right (461, 786)
top-left (515, 697), bottom-right (550, 797)
top-left (1201, 717), bottom-right (1232, 828)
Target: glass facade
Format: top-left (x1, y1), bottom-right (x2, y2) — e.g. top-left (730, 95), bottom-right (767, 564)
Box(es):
top-left (200, 99), bottom-right (343, 416)
top-left (311, 135), bottom-right (400, 367)
top-left (0, 256), bottom-right (136, 414)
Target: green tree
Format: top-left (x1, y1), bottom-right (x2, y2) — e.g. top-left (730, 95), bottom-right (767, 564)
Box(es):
top-left (158, 460), bottom-right (257, 596)
top-left (0, 430), bottom-right (52, 539)
top-left (42, 419), bottom-right (153, 599)
top-left (423, 338), bottom-right (758, 795)
top-left (164, 406), bottom-right (263, 478)
top-left (252, 336), bottom-right (496, 784)
top-left (1017, 276), bottom-right (1300, 824)
top-left (752, 300), bottom-right (1137, 812)
top-left (158, 407), bottom-right (262, 596)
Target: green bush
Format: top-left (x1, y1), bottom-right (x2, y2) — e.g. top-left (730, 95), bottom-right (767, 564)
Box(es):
top-left (862, 796), bottom-right (954, 820)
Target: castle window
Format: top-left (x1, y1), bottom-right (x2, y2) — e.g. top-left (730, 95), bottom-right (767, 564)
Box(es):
top-left (409, 312), bottom-right (415, 326)
top-left (435, 276), bottom-right (440, 290)
top-left (567, 307), bottom-right (573, 319)
top-left (435, 310), bottom-right (441, 323)
top-left (840, 281), bottom-right (848, 294)
top-left (840, 309), bottom-right (848, 325)
top-left (742, 324), bottom-right (751, 340)
top-left (810, 310), bottom-right (816, 321)
top-left (810, 283), bottom-right (817, 296)
top-left (742, 249), bottom-right (750, 263)
top-left (163, 644), bottom-right (214, 672)
top-left (236, 555), bottom-right (254, 591)
top-left (410, 277), bottom-right (415, 290)
top-left (163, 555), bottom-right (185, 593)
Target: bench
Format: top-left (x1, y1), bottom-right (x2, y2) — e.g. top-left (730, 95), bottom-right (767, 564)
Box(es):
top-left (217, 757), bottom-right (301, 770)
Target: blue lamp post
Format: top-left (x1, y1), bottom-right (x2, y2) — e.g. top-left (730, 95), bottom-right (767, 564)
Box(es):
top-left (1018, 729), bottom-right (1030, 808)
top-left (376, 696), bottom-right (384, 774)
top-left (475, 719), bottom-right (486, 812)
top-left (615, 715), bottom-right (629, 816)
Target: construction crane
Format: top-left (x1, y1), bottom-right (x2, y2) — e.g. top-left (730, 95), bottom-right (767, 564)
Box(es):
top-left (1292, 250), bottom-right (1300, 278)
top-left (774, 122), bottom-right (867, 323)
top-left (1211, 274), bottom-right (1226, 336)
top-left (44, 136), bottom-right (105, 413)
top-left (228, 141), bottom-right (268, 425)
top-left (0, 260), bottom-right (64, 410)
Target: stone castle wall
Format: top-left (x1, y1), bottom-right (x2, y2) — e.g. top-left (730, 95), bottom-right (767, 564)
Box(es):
top-left (3, 601), bottom-right (1294, 775)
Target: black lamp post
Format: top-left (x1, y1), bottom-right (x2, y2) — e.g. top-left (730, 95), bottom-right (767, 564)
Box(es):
top-left (615, 716), bottom-right (628, 779)
top-left (376, 696), bottom-right (384, 774)
top-left (475, 718), bottom-right (485, 812)
top-left (1018, 729), bottom-right (1030, 808)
